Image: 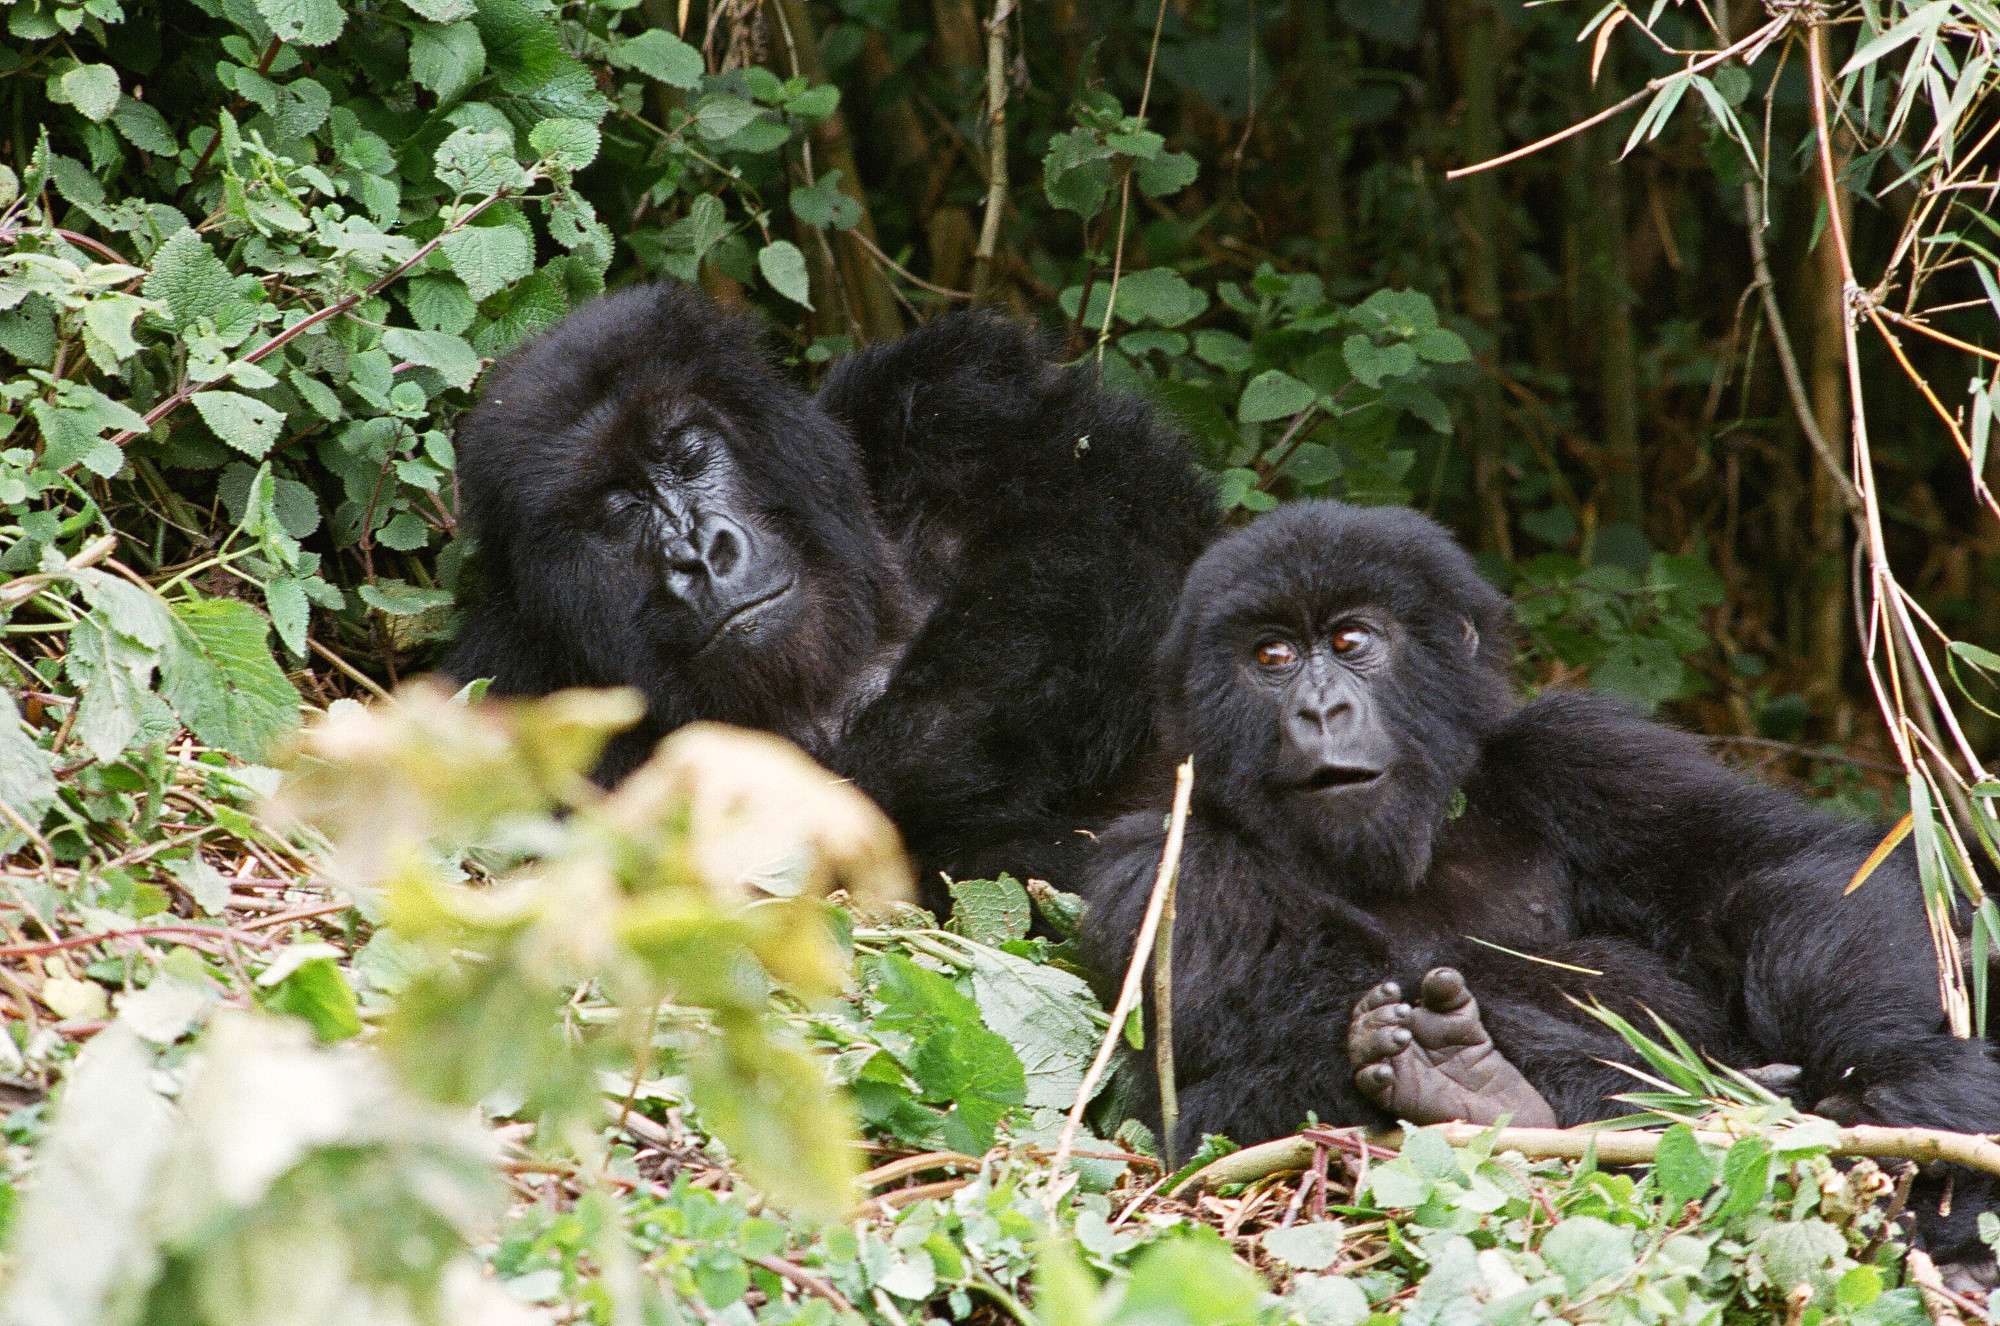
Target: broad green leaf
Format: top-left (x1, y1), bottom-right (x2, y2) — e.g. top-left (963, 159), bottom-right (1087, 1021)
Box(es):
top-left (357, 579), bottom-right (454, 614)
top-left (261, 957), bottom-right (362, 1041)
top-left (404, 274), bottom-right (478, 334)
top-left (167, 855), bottom-right (233, 915)
top-left (757, 240), bottom-right (811, 308)
top-left (255, 0), bottom-right (345, 44)
top-left (615, 28), bottom-right (703, 88)
top-left (790, 171), bottom-right (862, 231)
top-left (377, 511), bottom-right (432, 551)
top-left (689, 94), bottom-right (761, 141)
top-left (963, 944), bottom-right (1100, 1109)
top-left (434, 126), bottom-right (529, 196)
top-left (470, 267), bottom-right (566, 355)
top-left (160, 597), bottom-right (301, 760)
top-left (1541, 1216), bottom-right (1635, 1297)
top-left (1239, 369), bottom-right (1315, 423)
top-left (404, 0), bottom-right (476, 20)
top-left (0, 692), bottom-right (56, 819)
top-left (1115, 268), bottom-right (1207, 327)
top-left (1263, 1221), bottom-right (1344, 1271)
top-left (1412, 326), bottom-right (1471, 363)
top-left (1135, 148), bottom-right (1197, 197)
top-left (191, 390), bottom-right (283, 458)
top-left (381, 328), bottom-right (483, 392)
top-left (65, 612), bottom-right (158, 761)
top-left (59, 63), bottom-right (120, 122)
top-left (81, 291), bottom-right (151, 368)
top-left (527, 117), bottom-right (599, 171)
top-left (409, 21), bottom-right (486, 103)
top-left (440, 221), bottom-right (533, 301)
top-left (263, 576), bottom-right (310, 655)
top-left (948, 876), bottom-right (1031, 945)
top-left (1193, 328), bottom-right (1253, 371)
top-left (142, 229), bottom-right (238, 333)
top-left (1342, 334), bottom-right (1419, 388)
top-left (1654, 1124), bottom-right (1718, 1207)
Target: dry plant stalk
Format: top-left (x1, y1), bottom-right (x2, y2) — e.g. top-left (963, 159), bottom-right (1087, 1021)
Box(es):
top-left (1048, 757), bottom-right (1194, 1190)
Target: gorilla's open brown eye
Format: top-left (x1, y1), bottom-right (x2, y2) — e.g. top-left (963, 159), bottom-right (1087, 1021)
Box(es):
top-left (1331, 628), bottom-right (1370, 654)
top-left (1255, 640), bottom-right (1298, 667)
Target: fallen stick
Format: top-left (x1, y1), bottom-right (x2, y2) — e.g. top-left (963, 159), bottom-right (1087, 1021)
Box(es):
top-left (1171, 1121), bottom-right (2000, 1198)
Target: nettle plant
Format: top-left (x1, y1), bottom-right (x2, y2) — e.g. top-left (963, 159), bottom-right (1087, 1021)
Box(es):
top-left (0, 0), bottom-right (868, 844)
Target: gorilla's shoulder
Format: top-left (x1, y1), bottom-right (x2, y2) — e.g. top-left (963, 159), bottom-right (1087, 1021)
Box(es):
top-left (813, 312), bottom-right (1218, 543)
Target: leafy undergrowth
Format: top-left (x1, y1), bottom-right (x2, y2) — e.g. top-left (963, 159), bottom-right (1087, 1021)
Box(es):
top-left (0, 685), bottom-right (1991, 1326)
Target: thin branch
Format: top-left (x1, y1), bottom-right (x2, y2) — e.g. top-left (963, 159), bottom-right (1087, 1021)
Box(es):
top-left (1153, 833), bottom-right (1179, 1171)
top-left (1050, 756), bottom-right (1194, 1190)
top-left (1174, 1120), bottom-right (2000, 1197)
top-left (969, 0), bottom-right (1015, 297)
top-left (1446, 18), bottom-right (1785, 180)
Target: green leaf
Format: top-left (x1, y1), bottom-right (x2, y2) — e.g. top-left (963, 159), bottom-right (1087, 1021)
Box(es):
top-left (0, 692), bottom-right (56, 819)
top-left (191, 391), bottom-right (284, 458)
top-left (409, 22), bottom-right (486, 103)
top-left (948, 876), bottom-right (1031, 945)
top-left (381, 328), bottom-right (483, 392)
top-left (440, 222), bottom-right (533, 301)
top-left (59, 63), bottom-right (121, 123)
top-left (111, 98), bottom-right (176, 153)
top-left (1115, 268), bottom-right (1207, 327)
top-left (757, 240), bottom-right (811, 308)
top-left (357, 580), bottom-right (454, 615)
top-left (1342, 334), bottom-right (1419, 389)
top-left (65, 611), bottom-right (161, 761)
top-left (615, 28), bottom-right (704, 89)
top-left (377, 511), bottom-right (432, 551)
top-left (434, 126), bottom-right (529, 196)
top-left (789, 170), bottom-right (862, 231)
top-left (142, 229), bottom-right (239, 333)
top-left (1239, 369), bottom-right (1315, 423)
top-left (254, 0), bottom-right (346, 45)
top-left (1134, 148), bottom-right (1197, 197)
top-left (1263, 1221), bottom-right (1344, 1271)
top-left (962, 944), bottom-right (1101, 1110)
top-left (1715, 1136), bottom-right (1773, 1221)
top-left (1540, 1216), bottom-right (1635, 1297)
top-left (528, 117), bottom-right (600, 171)
top-left (261, 956), bottom-right (362, 1040)
top-left (1194, 328), bottom-right (1253, 371)
top-left (1839, 1266), bottom-right (1884, 1311)
top-left (160, 598), bottom-right (300, 760)
top-left (404, 274), bottom-right (478, 334)
top-left (404, 0), bottom-right (476, 20)
top-left (166, 856), bottom-right (232, 915)
top-left (1412, 326), bottom-right (1471, 363)
top-left (263, 576), bottom-right (310, 655)
top-left (1654, 1124), bottom-right (1718, 1208)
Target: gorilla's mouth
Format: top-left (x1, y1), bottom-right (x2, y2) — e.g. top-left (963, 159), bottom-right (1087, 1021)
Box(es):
top-left (698, 578), bottom-right (797, 651)
top-left (1299, 765), bottom-right (1383, 792)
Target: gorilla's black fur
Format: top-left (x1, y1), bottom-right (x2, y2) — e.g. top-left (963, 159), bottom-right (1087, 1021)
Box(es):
top-left (447, 283), bottom-right (1217, 906)
top-left (1084, 499), bottom-right (2000, 1261)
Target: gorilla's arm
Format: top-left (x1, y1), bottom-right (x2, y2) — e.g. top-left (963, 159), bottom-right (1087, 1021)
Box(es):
top-left (1474, 692), bottom-right (2000, 1136)
top-left (1082, 820), bottom-right (1391, 1156)
top-left (816, 314), bottom-right (1217, 896)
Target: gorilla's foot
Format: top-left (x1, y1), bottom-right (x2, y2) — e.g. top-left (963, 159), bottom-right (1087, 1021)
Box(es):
top-left (1347, 968), bottom-right (1559, 1129)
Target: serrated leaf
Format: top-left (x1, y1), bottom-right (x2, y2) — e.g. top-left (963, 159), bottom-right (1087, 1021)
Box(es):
top-left (615, 28), bottom-right (704, 89)
top-left (404, 273), bottom-right (478, 334)
top-left (254, 0), bottom-right (345, 45)
top-left (434, 125), bottom-right (528, 196)
top-left (1135, 148), bottom-right (1197, 197)
top-left (527, 117), bottom-right (599, 170)
top-left (757, 240), bottom-right (811, 308)
top-left (1412, 326), bottom-right (1471, 363)
top-left (60, 63), bottom-right (120, 122)
top-left (1264, 1221), bottom-right (1344, 1271)
top-left (948, 876), bottom-right (1031, 945)
top-left (142, 229), bottom-right (239, 333)
top-left (381, 328), bottom-right (483, 392)
top-left (1239, 369), bottom-right (1315, 423)
top-left (264, 576), bottom-right (310, 655)
top-left (65, 612), bottom-right (158, 761)
top-left (167, 856), bottom-right (233, 915)
top-left (1115, 267), bottom-right (1207, 327)
top-left (110, 98), bottom-right (176, 153)
top-left (377, 510), bottom-right (432, 551)
top-left (440, 222), bottom-right (533, 300)
top-left (1342, 333), bottom-right (1418, 389)
top-left (1541, 1216), bottom-right (1635, 1296)
top-left (160, 598), bottom-right (300, 760)
top-left (1654, 1124), bottom-right (1718, 1207)
top-left (81, 292), bottom-right (151, 366)
top-left (191, 391), bottom-right (283, 458)
top-left (357, 579), bottom-right (454, 614)
top-left (689, 94), bottom-right (761, 142)
top-left (410, 21), bottom-right (486, 103)
top-left (403, 0), bottom-right (476, 20)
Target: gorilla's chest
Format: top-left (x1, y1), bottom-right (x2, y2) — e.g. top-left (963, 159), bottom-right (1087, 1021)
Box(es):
top-left (1365, 816), bottom-right (1575, 974)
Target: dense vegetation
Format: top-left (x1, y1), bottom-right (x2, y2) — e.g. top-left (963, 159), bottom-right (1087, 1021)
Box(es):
top-left (5, 0), bottom-right (2000, 1321)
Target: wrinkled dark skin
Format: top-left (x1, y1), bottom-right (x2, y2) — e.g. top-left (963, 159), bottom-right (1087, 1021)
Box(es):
top-left (1083, 499), bottom-right (2000, 1270)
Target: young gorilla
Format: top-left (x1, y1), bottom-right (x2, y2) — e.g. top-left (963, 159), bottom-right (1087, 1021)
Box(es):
top-left (445, 283), bottom-right (1217, 908)
top-left (1083, 500), bottom-right (2000, 1265)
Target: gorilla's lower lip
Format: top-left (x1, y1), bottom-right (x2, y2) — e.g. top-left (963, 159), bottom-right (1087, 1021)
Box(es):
top-left (698, 579), bottom-right (797, 651)
top-left (1298, 766), bottom-right (1383, 792)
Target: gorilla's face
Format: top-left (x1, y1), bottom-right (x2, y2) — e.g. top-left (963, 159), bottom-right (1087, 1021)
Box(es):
top-left (1157, 502), bottom-right (1519, 893)
top-left (453, 282), bottom-right (908, 742)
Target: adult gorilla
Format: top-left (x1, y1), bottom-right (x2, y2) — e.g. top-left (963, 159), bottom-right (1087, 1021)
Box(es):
top-left (1083, 500), bottom-right (2000, 1266)
top-left (444, 282), bottom-right (1217, 908)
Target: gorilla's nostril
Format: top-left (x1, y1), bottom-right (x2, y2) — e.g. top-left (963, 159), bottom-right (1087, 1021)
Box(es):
top-left (707, 526), bottom-right (743, 577)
